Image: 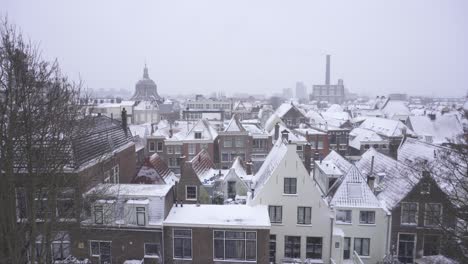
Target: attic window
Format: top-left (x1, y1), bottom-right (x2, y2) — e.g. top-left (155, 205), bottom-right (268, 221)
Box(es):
top-left (421, 183), bottom-right (430, 195)
top-left (296, 145), bottom-right (303, 151)
top-left (194, 132), bottom-right (202, 139)
top-left (347, 183), bottom-right (362, 199)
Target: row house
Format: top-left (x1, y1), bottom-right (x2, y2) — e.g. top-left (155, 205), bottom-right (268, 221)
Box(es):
top-left (273, 103), bottom-right (308, 129)
top-left (329, 166), bottom-right (391, 264)
top-left (75, 184), bottom-right (174, 264)
top-left (241, 121), bottom-right (272, 169)
top-left (348, 127), bottom-right (390, 156)
top-left (358, 117), bottom-right (414, 159)
top-left (177, 149), bottom-right (254, 205)
top-left (218, 116), bottom-right (252, 168)
top-left (248, 139), bottom-right (334, 264)
top-left (13, 116), bottom-right (137, 263)
top-left (356, 148), bottom-right (458, 263)
top-left (163, 204), bottom-right (271, 264)
top-left (147, 119), bottom-right (219, 173)
top-left (132, 153), bottom-right (179, 185)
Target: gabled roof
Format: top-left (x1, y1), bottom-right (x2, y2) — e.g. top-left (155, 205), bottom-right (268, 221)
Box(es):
top-left (356, 148), bottom-right (419, 211)
top-left (359, 117), bottom-right (413, 137)
top-left (224, 115), bottom-right (246, 133)
top-left (275, 103), bottom-right (307, 118)
top-left (133, 158), bottom-right (166, 184)
top-left (184, 119), bottom-right (218, 140)
top-left (189, 149), bottom-right (221, 185)
top-left (252, 140), bottom-right (288, 194)
top-left (407, 114), bottom-right (463, 144)
top-left (330, 166), bottom-right (381, 208)
top-left (398, 137), bottom-right (443, 166)
top-left (323, 150), bottom-right (353, 173)
top-left (380, 99), bottom-right (410, 117)
top-left (269, 124), bottom-right (307, 143)
top-left (349, 128), bottom-right (385, 150)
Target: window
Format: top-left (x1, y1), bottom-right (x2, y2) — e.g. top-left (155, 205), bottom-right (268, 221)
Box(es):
top-left (235, 138), bottom-right (244, 147)
top-left (186, 186), bottom-right (197, 201)
top-left (227, 181), bottom-right (236, 199)
top-left (297, 207), bottom-right (312, 225)
top-left (284, 178), bottom-right (297, 194)
top-left (136, 207), bottom-right (146, 226)
top-left (424, 203), bottom-right (442, 227)
top-left (194, 132), bottom-right (202, 139)
top-left (157, 142), bottom-right (163, 152)
top-left (420, 183), bottom-right (430, 194)
top-left (296, 145), bottom-right (303, 151)
top-left (354, 238), bottom-right (370, 256)
top-left (169, 158), bottom-right (177, 167)
top-left (94, 205), bottom-right (103, 224)
top-left (401, 202), bottom-right (418, 225)
top-left (343, 237), bottom-right (351, 259)
top-left (268, 206), bottom-right (282, 224)
top-left (253, 139), bottom-right (266, 149)
top-left (213, 231), bottom-right (256, 261)
top-left (221, 153), bottom-right (230, 162)
top-left (269, 235), bottom-right (276, 263)
top-left (398, 234), bottom-right (415, 263)
top-left (16, 187), bottom-right (27, 220)
top-left (52, 233), bottom-right (71, 261)
top-left (110, 165), bottom-right (119, 184)
top-left (175, 146), bottom-right (182, 154)
top-left (359, 211), bottom-right (376, 224)
top-left (336, 210), bottom-right (352, 223)
top-left (364, 144), bottom-right (370, 149)
top-left (284, 236), bottom-right (301, 258)
top-left (174, 229), bottom-right (192, 259)
top-left (224, 138), bottom-right (232, 147)
top-left (149, 142), bottom-right (155, 152)
top-left (167, 146), bottom-right (174, 154)
top-left (188, 144), bottom-right (196, 155)
top-left (57, 188), bottom-right (75, 219)
top-left (35, 189), bottom-right (51, 220)
top-left (373, 144), bottom-right (379, 149)
top-left (89, 241), bottom-right (111, 263)
top-left (423, 235), bottom-right (440, 256)
top-left (306, 237), bottom-right (322, 259)
top-left (144, 243), bottom-right (160, 258)
top-left (382, 144), bottom-right (387, 149)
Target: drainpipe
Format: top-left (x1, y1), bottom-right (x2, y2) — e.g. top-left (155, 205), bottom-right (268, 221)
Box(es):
top-left (161, 227), bottom-right (165, 264)
top-left (329, 216), bottom-right (334, 263)
top-left (385, 213), bottom-right (391, 256)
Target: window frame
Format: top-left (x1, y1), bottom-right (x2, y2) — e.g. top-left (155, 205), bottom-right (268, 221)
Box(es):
top-left (173, 229), bottom-right (192, 260)
top-left (284, 236), bottom-right (301, 259)
top-left (94, 205), bottom-right (103, 224)
top-left (401, 202), bottom-right (418, 225)
top-left (156, 141), bottom-right (163, 152)
top-left (354, 237), bottom-right (370, 256)
top-left (268, 205), bottom-right (283, 224)
top-left (283, 178), bottom-right (297, 195)
top-left (144, 243), bottom-right (160, 258)
top-left (359, 211), bottom-right (376, 225)
top-left (136, 207), bottom-right (146, 226)
top-left (306, 237), bottom-right (323, 259)
top-left (424, 203), bottom-right (442, 227)
top-left (186, 186), bottom-right (197, 201)
top-left (212, 230), bottom-right (257, 261)
top-left (297, 207), bottom-right (312, 225)
top-left (149, 142), bottom-right (155, 152)
top-left (336, 209), bottom-right (352, 224)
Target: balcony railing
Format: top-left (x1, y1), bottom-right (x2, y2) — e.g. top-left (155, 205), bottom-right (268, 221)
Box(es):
top-left (352, 251), bottom-right (365, 264)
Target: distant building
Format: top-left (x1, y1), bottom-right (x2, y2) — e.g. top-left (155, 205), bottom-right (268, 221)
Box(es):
top-left (130, 64), bottom-right (162, 103)
top-left (311, 55), bottom-right (346, 104)
top-left (295, 82), bottom-right (308, 100)
top-left (282, 87), bottom-right (293, 99)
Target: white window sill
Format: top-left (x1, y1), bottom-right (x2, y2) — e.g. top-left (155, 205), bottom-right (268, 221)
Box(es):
top-left (297, 224), bottom-right (312, 227)
top-left (186, 198), bottom-right (197, 201)
top-left (400, 223), bottom-right (417, 226)
top-left (336, 222), bottom-right (352, 225)
top-left (282, 193), bottom-right (298, 196)
top-left (213, 259), bottom-right (257, 263)
top-left (271, 223), bottom-right (284, 226)
top-left (358, 223), bottom-right (376, 226)
top-left (144, 255), bottom-right (160, 259)
top-left (173, 258), bottom-right (192, 261)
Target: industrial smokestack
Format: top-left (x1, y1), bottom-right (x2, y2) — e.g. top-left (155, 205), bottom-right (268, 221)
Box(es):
top-left (325, 54), bottom-right (331, 85)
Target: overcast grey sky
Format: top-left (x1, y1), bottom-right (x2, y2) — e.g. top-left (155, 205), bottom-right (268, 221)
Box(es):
top-left (2, 0), bottom-right (468, 97)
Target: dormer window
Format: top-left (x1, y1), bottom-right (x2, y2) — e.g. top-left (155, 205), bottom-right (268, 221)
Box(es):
top-left (194, 132), bottom-right (202, 139)
top-left (94, 205), bottom-right (103, 224)
top-left (136, 207), bottom-right (146, 226)
top-left (421, 183), bottom-right (430, 194)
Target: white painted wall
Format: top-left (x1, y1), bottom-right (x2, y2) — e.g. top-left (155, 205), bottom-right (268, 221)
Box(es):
top-left (249, 144), bottom-right (334, 264)
top-left (332, 206), bottom-right (390, 264)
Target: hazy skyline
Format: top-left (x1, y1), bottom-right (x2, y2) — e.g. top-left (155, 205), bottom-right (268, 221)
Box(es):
top-left (3, 0), bottom-right (468, 97)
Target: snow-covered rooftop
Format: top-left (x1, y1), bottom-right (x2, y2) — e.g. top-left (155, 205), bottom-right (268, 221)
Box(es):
top-left (349, 128), bottom-right (385, 150)
top-left (316, 160), bottom-right (343, 176)
top-left (322, 150), bottom-right (353, 173)
top-left (163, 204), bottom-right (271, 229)
top-left (407, 114), bottom-right (463, 144)
top-left (330, 166), bottom-right (381, 208)
top-left (359, 117), bottom-right (413, 137)
top-left (87, 184), bottom-right (172, 198)
top-left (253, 140), bottom-right (288, 194)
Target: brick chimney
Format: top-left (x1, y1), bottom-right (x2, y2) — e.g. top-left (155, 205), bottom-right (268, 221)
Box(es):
top-left (274, 123), bottom-right (280, 141)
top-left (121, 108), bottom-right (128, 135)
top-left (246, 160), bottom-right (253, 175)
top-left (367, 156), bottom-right (376, 192)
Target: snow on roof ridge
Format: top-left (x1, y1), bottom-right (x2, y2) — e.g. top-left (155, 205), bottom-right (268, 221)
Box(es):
top-left (252, 139), bottom-right (288, 193)
top-left (330, 165), bottom-right (381, 208)
top-left (224, 115), bottom-right (246, 132)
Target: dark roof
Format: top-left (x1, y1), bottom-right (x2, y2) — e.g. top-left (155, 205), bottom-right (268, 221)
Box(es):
top-left (71, 115), bottom-right (134, 168)
top-left (133, 155), bottom-right (167, 184)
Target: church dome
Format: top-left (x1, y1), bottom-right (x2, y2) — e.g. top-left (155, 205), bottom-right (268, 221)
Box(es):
top-left (131, 65), bottom-right (162, 102)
